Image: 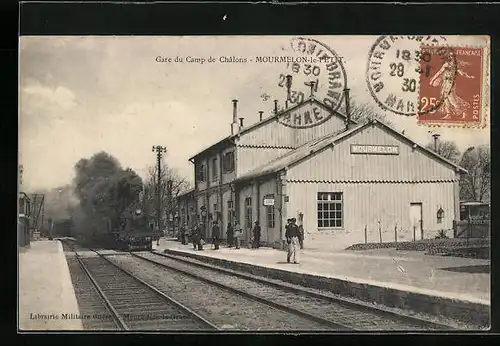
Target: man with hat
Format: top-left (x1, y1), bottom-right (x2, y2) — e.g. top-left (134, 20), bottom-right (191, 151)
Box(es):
top-left (252, 221), bottom-right (261, 249)
top-left (212, 220), bottom-right (221, 250)
top-left (285, 217), bottom-right (300, 264)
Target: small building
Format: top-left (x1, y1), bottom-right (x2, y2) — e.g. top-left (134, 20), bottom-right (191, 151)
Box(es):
top-left (179, 95), bottom-right (467, 250)
top-left (18, 192), bottom-right (31, 247)
top-left (176, 188), bottom-right (196, 229)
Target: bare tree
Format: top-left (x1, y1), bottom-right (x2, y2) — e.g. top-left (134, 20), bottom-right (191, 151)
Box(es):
top-left (143, 163), bottom-right (193, 233)
top-left (425, 140), bottom-right (461, 163)
top-left (459, 145), bottom-right (491, 203)
top-left (349, 99), bottom-right (393, 126)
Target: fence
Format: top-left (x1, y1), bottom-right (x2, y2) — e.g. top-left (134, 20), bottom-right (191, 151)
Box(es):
top-left (363, 222), bottom-right (454, 244)
top-left (454, 219), bottom-right (490, 240)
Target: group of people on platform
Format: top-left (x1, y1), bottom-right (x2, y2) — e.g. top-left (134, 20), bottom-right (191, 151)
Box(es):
top-left (178, 216), bottom-right (304, 263)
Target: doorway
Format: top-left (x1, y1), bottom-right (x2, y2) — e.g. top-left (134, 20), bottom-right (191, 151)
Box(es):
top-left (410, 202), bottom-right (423, 240)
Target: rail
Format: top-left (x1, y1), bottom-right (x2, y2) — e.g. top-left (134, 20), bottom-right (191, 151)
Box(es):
top-left (130, 251), bottom-right (455, 331)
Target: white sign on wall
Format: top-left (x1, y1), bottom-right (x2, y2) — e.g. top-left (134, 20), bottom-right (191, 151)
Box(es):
top-left (350, 144), bottom-right (400, 155)
top-left (263, 195), bottom-right (275, 206)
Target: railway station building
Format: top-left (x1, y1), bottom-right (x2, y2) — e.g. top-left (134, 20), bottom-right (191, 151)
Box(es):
top-left (177, 96), bottom-right (466, 251)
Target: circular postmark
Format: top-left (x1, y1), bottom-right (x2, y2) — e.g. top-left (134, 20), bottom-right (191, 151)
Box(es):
top-left (275, 37), bottom-right (348, 128)
top-left (366, 35), bottom-right (456, 117)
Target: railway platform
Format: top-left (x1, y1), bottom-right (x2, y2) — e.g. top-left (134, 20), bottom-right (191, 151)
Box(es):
top-left (19, 240), bottom-right (83, 331)
top-left (153, 239), bottom-right (490, 327)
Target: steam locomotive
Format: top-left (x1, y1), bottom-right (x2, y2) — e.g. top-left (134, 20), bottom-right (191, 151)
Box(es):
top-left (110, 207), bottom-right (153, 251)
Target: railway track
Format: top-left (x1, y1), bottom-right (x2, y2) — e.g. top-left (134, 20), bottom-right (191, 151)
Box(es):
top-left (62, 241), bottom-right (217, 331)
top-left (127, 251), bottom-right (456, 331)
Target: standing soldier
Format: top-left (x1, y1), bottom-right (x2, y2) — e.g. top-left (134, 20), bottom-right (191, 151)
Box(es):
top-left (285, 218), bottom-right (300, 264)
top-left (212, 220), bottom-right (221, 250)
top-left (252, 221), bottom-right (261, 249)
top-left (298, 212), bottom-right (304, 250)
top-left (226, 221), bottom-right (234, 248)
top-left (192, 223), bottom-right (199, 250)
top-left (180, 223), bottom-right (187, 245)
top-left (233, 220), bottom-right (242, 249)
top-left (197, 221), bottom-right (205, 251)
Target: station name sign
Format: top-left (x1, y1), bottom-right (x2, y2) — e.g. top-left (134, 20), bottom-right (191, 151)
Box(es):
top-left (350, 145), bottom-right (400, 155)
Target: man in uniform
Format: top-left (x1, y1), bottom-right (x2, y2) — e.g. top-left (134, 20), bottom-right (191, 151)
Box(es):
top-left (226, 221), bottom-right (234, 248)
top-left (180, 223), bottom-right (187, 245)
top-left (285, 218), bottom-right (300, 264)
top-left (212, 220), bottom-right (221, 250)
top-left (252, 221), bottom-right (261, 249)
top-left (298, 213), bottom-right (305, 250)
top-left (233, 220), bottom-right (242, 249)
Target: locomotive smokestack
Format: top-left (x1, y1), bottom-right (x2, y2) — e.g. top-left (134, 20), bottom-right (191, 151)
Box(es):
top-left (231, 99), bottom-right (239, 135)
top-left (344, 88), bottom-right (351, 130)
top-left (274, 100), bottom-right (278, 114)
top-left (259, 110), bottom-right (264, 121)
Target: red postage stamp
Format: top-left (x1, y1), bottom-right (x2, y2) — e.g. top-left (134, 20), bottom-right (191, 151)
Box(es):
top-left (417, 46), bottom-right (485, 126)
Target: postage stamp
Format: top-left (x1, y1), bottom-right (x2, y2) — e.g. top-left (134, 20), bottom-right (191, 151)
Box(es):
top-left (366, 35), bottom-right (489, 127)
top-left (417, 46), bottom-right (485, 126)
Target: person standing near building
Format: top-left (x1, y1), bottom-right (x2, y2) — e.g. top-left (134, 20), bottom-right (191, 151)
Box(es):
top-left (192, 223), bottom-right (199, 250)
top-left (233, 220), bottom-right (242, 249)
top-left (191, 224), bottom-right (198, 250)
top-left (297, 212), bottom-right (304, 250)
top-left (180, 223), bottom-right (187, 245)
top-left (197, 221), bottom-right (205, 251)
top-left (212, 220), bottom-right (221, 250)
top-left (285, 218), bottom-right (300, 264)
top-left (252, 221), bottom-right (261, 249)
top-left (226, 221), bottom-right (234, 248)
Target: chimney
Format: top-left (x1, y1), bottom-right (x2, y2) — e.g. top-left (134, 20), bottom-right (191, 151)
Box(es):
top-left (274, 100), bottom-right (278, 114)
top-left (432, 133), bottom-right (441, 152)
top-left (239, 117), bottom-right (244, 128)
top-left (231, 99), bottom-right (239, 135)
top-left (344, 88), bottom-right (351, 130)
top-left (259, 110), bottom-right (264, 121)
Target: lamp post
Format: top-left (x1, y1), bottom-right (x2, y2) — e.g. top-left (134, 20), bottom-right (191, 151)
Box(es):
top-left (152, 145), bottom-right (167, 246)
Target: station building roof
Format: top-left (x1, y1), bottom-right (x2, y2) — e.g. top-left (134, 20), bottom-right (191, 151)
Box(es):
top-left (234, 118), bottom-right (468, 184)
top-left (188, 97), bottom-right (356, 161)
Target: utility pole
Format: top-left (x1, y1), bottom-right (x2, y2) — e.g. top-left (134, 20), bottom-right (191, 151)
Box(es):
top-left (152, 145), bottom-right (167, 246)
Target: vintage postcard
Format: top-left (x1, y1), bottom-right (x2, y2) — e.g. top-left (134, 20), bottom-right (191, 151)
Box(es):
top-left (19, 35), bottom-right (490, 332)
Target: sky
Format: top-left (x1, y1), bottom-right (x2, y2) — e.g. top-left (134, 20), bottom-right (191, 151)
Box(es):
top-left (19, 35), bottom-right (490, 191)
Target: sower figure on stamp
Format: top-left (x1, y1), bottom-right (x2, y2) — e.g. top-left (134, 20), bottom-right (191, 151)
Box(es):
top-left (212, 220), bottom-right (220, 250)
top-left (429, 50), bottom-right (476, 120)
top-left (252, 221), bottom-right (261, 249)
top-left (285, 218), bottom-right (300, 264)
